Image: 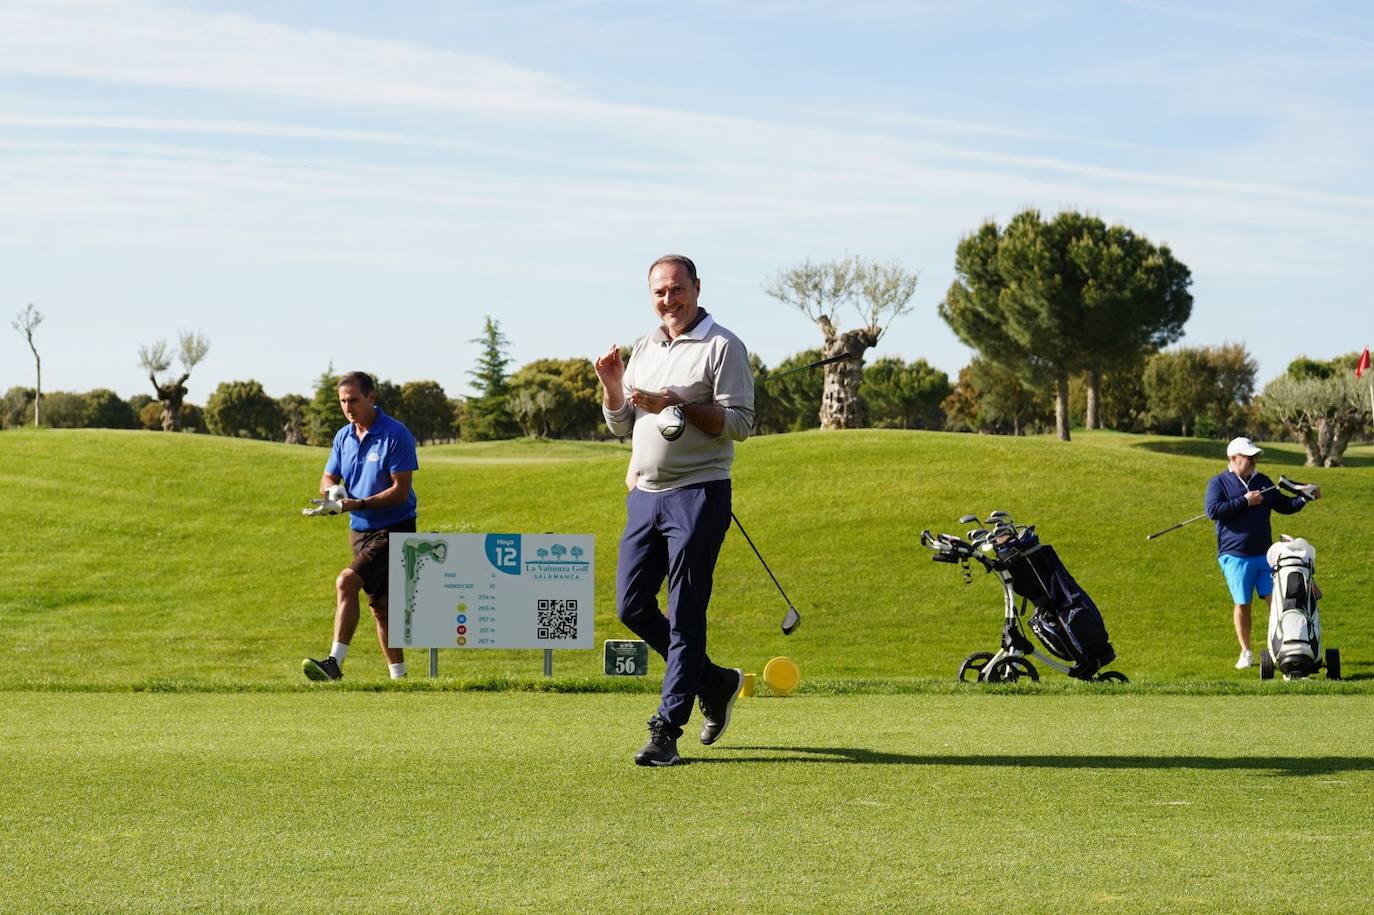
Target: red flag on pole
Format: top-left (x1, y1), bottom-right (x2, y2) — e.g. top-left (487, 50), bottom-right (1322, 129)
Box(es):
top-left (1357, 347), bottom-right (1371, 380)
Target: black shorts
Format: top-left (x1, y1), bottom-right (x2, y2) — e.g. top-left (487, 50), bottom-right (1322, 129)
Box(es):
top-left (348, 517), bottom-right (417, 602)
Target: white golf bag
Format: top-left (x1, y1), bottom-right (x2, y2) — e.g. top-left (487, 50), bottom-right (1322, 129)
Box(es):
top-left (1261, 536), bottom-right (1339, 680)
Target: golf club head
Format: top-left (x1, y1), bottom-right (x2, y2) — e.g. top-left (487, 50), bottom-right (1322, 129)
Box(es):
top-left (781, 605), bottom-right (801, 635)
top-left (958, 513), bottom-right (981, 525)
top-left (1278, 475), bottom-right (1319, 500)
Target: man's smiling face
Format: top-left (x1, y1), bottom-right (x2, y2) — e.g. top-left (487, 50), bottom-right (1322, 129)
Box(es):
top-left (649, 261), bottom-right (701, 339)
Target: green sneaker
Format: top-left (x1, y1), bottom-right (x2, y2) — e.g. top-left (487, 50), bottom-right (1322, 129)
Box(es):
top-left (302, 656), bottom-right (342, 681)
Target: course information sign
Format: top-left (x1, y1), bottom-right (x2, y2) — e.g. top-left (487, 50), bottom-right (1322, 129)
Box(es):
top-left (388, 533), bottom-right (594, 650)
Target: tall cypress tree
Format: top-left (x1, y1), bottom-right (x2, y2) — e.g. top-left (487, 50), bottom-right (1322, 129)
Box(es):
top-left (463, 316), bottom-right (518, 440)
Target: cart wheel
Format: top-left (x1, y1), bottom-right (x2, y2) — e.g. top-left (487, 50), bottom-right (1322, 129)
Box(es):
top-left (1326, 648), bottom-right (1341, 681)
top-left (1095, 670), bottom-right (1129, 683)
top-left (957, 652), bottom-right (995, 683)
top-left (986, 656), bottom-right (1039, 683)
top-left (1260, 650), bottom-right (1275, 680)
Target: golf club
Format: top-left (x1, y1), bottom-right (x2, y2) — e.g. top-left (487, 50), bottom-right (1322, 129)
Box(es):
top-left (720, 351), bottom-right (847, 635)
top-left (759, 352), bottom-right (850, 384)
top-left (731, 511), bottom-right (801, 635)
top-left (1145, 475), bottom-right (1320, 541)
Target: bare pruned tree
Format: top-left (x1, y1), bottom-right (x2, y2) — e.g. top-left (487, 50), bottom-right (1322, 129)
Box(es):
top-left (764, 256), bottom-right (918, 429)
top-left (139, 330), bottom-right (210, 431)
top-left (11, 304), bottom-right (44, 427)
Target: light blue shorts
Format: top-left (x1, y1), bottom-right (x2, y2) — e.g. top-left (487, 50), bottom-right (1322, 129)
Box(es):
top-left (1218, 553), bottom-right (1272, 605)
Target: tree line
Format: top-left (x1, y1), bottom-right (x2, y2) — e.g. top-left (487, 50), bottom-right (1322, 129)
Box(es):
top-left (5, 324), bottom-right (1365, 464)
top-left (9, 206), bottom-right (1371, 465)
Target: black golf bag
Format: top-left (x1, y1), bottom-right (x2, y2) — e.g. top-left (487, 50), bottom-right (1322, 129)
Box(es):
top-left (922, 513), bottom-right (1125, 683)
top-left (1003, 540), bottom-right (1116, 679)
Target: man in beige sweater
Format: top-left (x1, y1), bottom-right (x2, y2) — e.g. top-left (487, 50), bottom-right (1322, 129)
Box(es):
top-left (594, 254), bottom-right (755, 766)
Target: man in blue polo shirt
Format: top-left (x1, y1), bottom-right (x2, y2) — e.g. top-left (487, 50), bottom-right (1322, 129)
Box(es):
top-left (1205, 436), bottom-right (1319, 670)
top-left (302, 371), bottom-right (419, 682)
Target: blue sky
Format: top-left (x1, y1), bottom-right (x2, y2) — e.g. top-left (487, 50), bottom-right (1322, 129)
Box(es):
top-left (3, 0), bottom-right (1370, 401)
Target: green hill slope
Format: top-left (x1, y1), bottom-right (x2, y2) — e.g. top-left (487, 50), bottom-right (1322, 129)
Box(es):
top-left (3, 428), bottom-right (1370, 688)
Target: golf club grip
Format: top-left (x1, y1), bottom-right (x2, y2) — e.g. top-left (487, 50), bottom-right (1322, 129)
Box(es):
top-left (1146, 512), bottom-right (1208, 540)
top-left (759, 352), bottom-right (850, 384)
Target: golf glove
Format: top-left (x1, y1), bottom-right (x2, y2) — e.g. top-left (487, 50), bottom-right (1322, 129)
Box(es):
top-left (302, 484), bottom-right (350, 517)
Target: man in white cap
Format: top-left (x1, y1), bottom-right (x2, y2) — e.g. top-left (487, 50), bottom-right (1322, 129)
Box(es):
top-left (1204, 437), bottom-right (1320, 669)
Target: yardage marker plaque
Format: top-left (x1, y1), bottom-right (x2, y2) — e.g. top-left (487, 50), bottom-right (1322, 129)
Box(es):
top-left (388, 533), bottom-right (594, 649)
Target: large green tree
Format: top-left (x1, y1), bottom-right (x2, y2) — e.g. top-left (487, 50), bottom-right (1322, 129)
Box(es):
top-left (84, 389), bottom-right (138, 429)
top-left (507, 366), bottom-right (574, 439)
top-left (507, 359), bottom-right (601, 440)
top-left (862, 357), bottom-right (951, 430)
top-left (941, 209), bottom-right (1191, 441)
top-left (1142, 344), bottom-right (1256, 438)
top-left (396, 381), bottom-right (455, 445)
top-left (942, 357), bottom-right (1051, 436)
top-left (1, 387), bottom-right (35, 429)
top-left (205, 380), bottom-right (282, 440)
top-left (38, 391), bottom-right (90, 428)
top-left (1142, 348), bottom-right (1215, 437)
top-left (764, 257), bottom-right (919, 429)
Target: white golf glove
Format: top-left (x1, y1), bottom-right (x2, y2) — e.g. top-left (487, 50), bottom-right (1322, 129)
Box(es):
top-left (302, 483), bottom-right (350, 517)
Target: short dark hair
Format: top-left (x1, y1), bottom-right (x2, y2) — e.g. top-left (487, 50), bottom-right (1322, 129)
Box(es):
top-left (648, 254), bottom-right (697, 283)
top-left (337, 371), bottom-right (375, 396)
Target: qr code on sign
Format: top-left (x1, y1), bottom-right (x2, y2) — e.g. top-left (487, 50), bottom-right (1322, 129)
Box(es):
top-left (537, 599), bottom-right (578, 639)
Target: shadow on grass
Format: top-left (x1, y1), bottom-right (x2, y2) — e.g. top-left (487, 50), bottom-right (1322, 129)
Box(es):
top-left (701, 746), bottom-right (1374, 776)
top-left (1134, 439), bottom-right (1374, 468)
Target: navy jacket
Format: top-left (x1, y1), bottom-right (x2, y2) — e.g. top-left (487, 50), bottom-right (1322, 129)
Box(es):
top-left (1204, 469), bottom-right (1306, 557)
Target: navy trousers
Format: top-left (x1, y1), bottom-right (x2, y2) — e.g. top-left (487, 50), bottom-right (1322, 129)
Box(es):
top-left (616, 479), bottom-right (732, 732)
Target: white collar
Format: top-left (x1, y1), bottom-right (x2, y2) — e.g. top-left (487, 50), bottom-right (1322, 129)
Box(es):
top-left (651, 311), bottom-right (715, 345)
top-left (679, 312), bottom-right (715, 340)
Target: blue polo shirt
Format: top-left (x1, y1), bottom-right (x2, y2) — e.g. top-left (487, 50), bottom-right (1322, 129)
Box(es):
top-left (1204, 469), bottom-right (1305, 557)
top-left (325, 406), bottom-right (418, 532)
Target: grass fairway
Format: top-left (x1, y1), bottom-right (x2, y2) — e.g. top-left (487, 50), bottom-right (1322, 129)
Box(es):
top-left (2, 428), bottom-right (1371, 686)
top-left (4, 691), bottom-right (1371, 913)
top-left (4, 429), bottom-right (1373, 911)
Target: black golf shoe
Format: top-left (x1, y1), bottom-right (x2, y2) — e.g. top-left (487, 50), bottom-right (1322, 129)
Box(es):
top-left (635, 716), bottom-right (683, 767)
top-left (302, 656), bottom-right (342, 681)
top-left (698, 668), bottom-right (744, 746)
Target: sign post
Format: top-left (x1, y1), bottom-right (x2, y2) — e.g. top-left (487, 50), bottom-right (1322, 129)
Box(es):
top-left (389, 533), bottom-right (595, 675)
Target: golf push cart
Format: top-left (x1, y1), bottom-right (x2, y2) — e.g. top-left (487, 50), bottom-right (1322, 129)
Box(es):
top-left (1260, 535), bottom-right (1339, 681)
top-left (921, 511), bottom-right (1127, 684)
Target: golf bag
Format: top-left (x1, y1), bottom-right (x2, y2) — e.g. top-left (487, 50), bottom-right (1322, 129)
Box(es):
top-left (1004, 542), bottom-right (1116, 678)
top-left (921, 512), bottom-right (1125, 683)
top-left (1262, 536), bottom-right (1339, 680)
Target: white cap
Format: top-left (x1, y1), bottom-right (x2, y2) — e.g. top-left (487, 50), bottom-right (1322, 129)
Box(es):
top-left (1226, 436), bottom-right (1263, 458)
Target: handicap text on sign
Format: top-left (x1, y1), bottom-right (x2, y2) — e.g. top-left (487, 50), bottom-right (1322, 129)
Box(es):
top-left (388, 533), bottom-right (594, 650)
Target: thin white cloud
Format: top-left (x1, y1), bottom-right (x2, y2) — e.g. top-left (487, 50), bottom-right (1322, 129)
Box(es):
top-left (0, 0), bottom-right (589, 115)
top-left (2, 0), bottom-right (1368, 218)
top-left (1121, 0), bottom-right (1374, 50)
top-left (1, 0), bottom-right (1370, 395)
